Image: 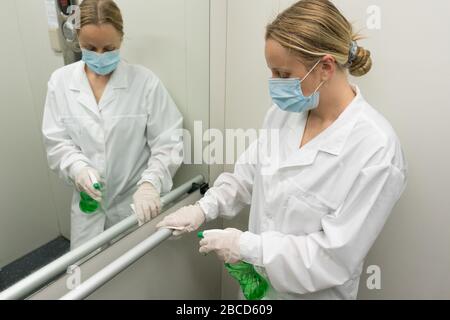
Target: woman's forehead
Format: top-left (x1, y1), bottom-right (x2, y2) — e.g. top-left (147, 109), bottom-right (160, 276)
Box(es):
top-left (265, 39), bottom-right (302, 69)
top-left (79, 24), bottom-right (121, 45)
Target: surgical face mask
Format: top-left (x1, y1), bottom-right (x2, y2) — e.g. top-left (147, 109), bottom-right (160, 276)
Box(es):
top-left (81, 49), bottom-right (121, 76)
top-left (269, 59), bottom-right (324, 113)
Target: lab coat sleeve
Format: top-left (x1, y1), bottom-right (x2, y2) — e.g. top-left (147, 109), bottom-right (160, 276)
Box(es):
top-left (42, 80), bottom-right (91, 185)
top-left (198, 141), bottom-right (258, 222)
top-left (240, 163), bottom-right (407, 295)
top-left (138, 78), bottom-right (184, 194)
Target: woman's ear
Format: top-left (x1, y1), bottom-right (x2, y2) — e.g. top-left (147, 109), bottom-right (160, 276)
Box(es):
top-left (320, 54), bottom-right (336, 81)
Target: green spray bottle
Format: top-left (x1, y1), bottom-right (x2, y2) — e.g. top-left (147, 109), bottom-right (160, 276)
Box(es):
top-left (79, 171), bottom-right (103, 214)
top-left (198, 230), bottom-right (269, 300)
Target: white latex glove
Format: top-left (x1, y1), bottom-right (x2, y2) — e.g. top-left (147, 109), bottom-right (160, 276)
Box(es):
top-left (133, 182), bottom-right (161, 226)
top-left (75, 168), bottom-right (102, 202)
top-left (156, 204), bottom-right (206, 236)
top-left (199, 228), bottom-right (243, 264)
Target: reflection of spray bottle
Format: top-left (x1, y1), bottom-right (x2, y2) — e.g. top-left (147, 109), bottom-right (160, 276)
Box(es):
top-left (79, 171), bottom-right (103, 214)
top-left (198, 230), bottom-right (269, 300)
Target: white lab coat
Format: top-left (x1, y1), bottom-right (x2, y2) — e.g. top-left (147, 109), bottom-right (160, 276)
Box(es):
top-left (199, 86), bottom-right (407, 300)
top-left (42, 60), bottom-right (183, 249)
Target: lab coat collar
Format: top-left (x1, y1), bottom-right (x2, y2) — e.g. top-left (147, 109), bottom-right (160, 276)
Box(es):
top-left (108, 60), bottom-right (129, 89)
top-left (279, 85), bottom-right (364, 169)
top-left (316, 85), bottom-right (365, 156)
top-left (68, 61), bottom-right (128, 114)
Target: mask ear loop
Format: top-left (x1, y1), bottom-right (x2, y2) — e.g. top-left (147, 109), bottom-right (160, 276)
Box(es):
top-left (300, 59), bottom-right (323, 82)
top-left (312, 80), bottom-right (325, 94)
top-left (301, 59), bottom-right (326, 97)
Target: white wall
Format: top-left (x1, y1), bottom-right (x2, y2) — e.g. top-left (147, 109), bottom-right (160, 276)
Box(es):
top-left (215, 0), bottom-right (450, 299)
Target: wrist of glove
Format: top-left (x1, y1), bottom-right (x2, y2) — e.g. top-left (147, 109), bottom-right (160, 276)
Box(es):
top-left (156, 204), bottom-right (206, 236)
top-left (133, 182), bottom-right (161, 226)
top-left (199, 228), bottom-right (243, 264)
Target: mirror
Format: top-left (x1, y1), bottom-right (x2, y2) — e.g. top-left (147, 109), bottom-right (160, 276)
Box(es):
top-left (0, 0), bottom-right (210, 293)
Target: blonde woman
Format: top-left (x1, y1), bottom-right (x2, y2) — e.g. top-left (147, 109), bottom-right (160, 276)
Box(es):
top-left (158, 0), bottom-right (407, 300)
top-left (43, 0), bottom-right (183, 249)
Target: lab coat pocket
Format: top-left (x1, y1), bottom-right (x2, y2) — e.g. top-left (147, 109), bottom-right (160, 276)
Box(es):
top-left (280, 195), bottom-right (330, 235)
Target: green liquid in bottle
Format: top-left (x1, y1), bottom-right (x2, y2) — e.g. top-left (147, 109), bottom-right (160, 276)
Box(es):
top-left (198, 231), bottom-right (269, 300)
top-left (79, 183), bottom-right (102, 214)
top-left (225, 262), bottom-right (269, 300)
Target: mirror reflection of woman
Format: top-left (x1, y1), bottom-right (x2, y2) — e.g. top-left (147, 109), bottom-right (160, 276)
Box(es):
top-left (42, 0), bottom-right (183, 249)
top-left (158, 0), bottom-right (408, 300)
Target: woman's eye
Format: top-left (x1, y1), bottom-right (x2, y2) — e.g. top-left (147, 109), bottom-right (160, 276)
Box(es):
top-left (271, 70), bottom-right (290, 78)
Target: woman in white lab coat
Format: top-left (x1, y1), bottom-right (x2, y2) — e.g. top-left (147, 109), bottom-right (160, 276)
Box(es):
top-left (43, 0), bottom-right (183, 249)
top-left (158, 0), bottom-right (407, 300)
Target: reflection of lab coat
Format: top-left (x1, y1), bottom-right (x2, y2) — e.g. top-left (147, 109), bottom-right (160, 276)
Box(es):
top-left (199, 86), bottom-right (407, 300)
top-left (42, 61), bottom-right (183, 249)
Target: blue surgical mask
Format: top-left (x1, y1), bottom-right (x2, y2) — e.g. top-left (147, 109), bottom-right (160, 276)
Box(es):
top-left (269, 59), bottom-right (324, 113)
top-left (81, 49), bottom-right (121, 76)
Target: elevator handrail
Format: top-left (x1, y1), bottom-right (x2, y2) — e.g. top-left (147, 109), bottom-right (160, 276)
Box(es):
top-left (0, 175), bottom-right (205, 300)
top-left (60, 228), bottom-right (174, 300)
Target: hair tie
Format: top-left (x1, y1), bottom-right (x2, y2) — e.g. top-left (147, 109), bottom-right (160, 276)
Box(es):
top-left (346, 41), bottom-right (358, 67)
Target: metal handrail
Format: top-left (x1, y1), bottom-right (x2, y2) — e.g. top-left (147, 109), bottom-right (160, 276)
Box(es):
top-left (60, 228), bottom-right (174, 300)
top-left (0, 175), bottom-right (204, 300)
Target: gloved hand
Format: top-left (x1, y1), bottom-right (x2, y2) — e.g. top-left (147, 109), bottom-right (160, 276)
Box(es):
top-left (133, 182), bottom-right (161, 226)
top-left (156, 204), bottom-right (206, 236)
top-left (75, 167), bottom-right (102, 202)
top-left (199, 228), bottom-right (243, 264)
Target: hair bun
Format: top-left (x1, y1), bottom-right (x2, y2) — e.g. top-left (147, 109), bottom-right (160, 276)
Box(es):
top-left (349, 46), bottom-right (372, 77)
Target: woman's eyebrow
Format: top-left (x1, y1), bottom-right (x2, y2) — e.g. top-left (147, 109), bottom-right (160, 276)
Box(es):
top-left (81, 42), bottom-right (115, 48)
top-left (80, 42), bottom-right (96, 48)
